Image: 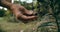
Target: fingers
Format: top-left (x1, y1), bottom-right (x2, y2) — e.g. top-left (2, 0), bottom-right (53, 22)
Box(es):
top-left (14, 10), bottom-right (37, 21)
top-left (17, 14), bottom-right (37, 21)
top-left (18, 6), bottom-right (36, 15)
top-left (23, 10), bottom-right (37, 16)
top-left (18, 5), bottom-right (34, 15)
top-left (10, 4), bottom-right (37, 21)
top-left (23, 10), bottom-right (33, 16)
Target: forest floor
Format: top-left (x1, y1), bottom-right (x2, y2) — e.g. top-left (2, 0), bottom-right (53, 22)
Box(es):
top-left (0, 17), bottom-right (40, 32)
top-left (0, 14), bottom-right (58, 32)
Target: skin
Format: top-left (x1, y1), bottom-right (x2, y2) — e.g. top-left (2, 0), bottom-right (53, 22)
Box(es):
top-left (0, 0), bottom-right (37, 21)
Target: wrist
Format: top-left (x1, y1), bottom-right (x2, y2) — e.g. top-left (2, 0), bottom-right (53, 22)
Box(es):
top-left (0, 0), bottom-right (13, 9)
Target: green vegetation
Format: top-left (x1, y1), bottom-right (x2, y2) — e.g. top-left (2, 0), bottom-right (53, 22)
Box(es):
top-left (0, 9), bottom-right (6, 17)
top-left (0, 0), bottom-right (60, 32)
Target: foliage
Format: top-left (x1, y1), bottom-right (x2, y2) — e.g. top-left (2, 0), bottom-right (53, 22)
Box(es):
top-left (37, 0), bottom-right (60, 32)
top-left (0, 0), bottom-right (60, 32)
top-left (14, 0), bottom-right (34, 10)
top-left (0, 9), bottom-right (6, 17)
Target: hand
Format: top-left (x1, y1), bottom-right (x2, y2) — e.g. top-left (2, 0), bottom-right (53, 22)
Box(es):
top-left (10, 4), bottom-right (37, 20)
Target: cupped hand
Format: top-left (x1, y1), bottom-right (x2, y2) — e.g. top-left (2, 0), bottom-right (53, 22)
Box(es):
top-left (10, 4), bottom-right (37, 20)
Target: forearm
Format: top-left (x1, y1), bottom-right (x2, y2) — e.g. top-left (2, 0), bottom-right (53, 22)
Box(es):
top-left (0, 0), bottom-right (13, 9)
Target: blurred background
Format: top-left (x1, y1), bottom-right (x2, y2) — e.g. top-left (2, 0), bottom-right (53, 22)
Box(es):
top-left (0, 0), bottom-right (60, 32)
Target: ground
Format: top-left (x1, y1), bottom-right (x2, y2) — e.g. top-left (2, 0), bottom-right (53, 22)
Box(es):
top-left (0, 17), bottom-right (40, 32)
top-left (0, 14), bottom-right (58, 32)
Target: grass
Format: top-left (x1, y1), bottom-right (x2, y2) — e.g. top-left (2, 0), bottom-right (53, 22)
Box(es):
top-left (0, 17), bottom-right (40, 32)
top-left (0, 15), bottom-right (58, 32)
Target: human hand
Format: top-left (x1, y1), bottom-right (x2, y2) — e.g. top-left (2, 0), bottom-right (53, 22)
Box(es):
top-left (10, 4), bottom-right (37, 20)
